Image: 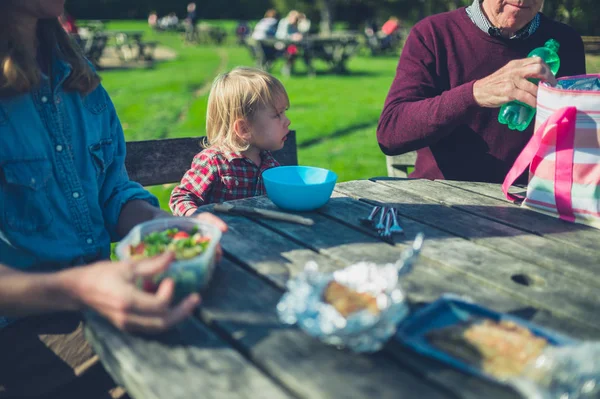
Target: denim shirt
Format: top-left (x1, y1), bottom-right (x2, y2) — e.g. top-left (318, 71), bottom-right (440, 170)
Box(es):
top-left (0, 55), bottom-right (158, 274)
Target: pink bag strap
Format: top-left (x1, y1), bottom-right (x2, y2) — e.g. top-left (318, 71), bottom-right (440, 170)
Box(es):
top-left (502, 107), bottom-right (577, 204)
top-left (553, 107), bottom-right (577, 221)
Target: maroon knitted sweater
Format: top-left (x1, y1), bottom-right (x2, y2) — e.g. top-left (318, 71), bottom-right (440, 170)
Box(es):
top-left (377, 9), bottom-right (586, 183)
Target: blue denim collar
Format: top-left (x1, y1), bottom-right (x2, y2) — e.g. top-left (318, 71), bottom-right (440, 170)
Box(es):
top-left (50, 47), bottom-right (73, 92)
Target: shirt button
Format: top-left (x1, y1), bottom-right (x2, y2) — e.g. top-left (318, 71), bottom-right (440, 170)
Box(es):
top-left (41, 96), bottom-right (48, 103)
top-left (55, 97), bottom-right (61, 104)
top-left (56, 145), bottom-right (63, 152)
top-left (235, 180), bottom-right (239, 186)
top-left (72, 192), bottom-right (80, 199)
top-left (86, 238), bottom-right (94, 244)
top-left (30, 178), bottom-right (36, 184)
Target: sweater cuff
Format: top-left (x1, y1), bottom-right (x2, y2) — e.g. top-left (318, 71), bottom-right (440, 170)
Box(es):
top-left (452, 80), bottom-right (479, 120)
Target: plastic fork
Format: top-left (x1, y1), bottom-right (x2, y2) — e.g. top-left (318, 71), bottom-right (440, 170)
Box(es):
top-left (360, 206), bottom-right (381, 227)
top-left (389, 208), bottom-right (404, 234)
top-left (374, 207), bottom-right (388, 230)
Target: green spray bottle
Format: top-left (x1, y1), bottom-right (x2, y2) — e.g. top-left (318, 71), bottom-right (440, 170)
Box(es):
top-left (498, 39), bottom-right (561, 131)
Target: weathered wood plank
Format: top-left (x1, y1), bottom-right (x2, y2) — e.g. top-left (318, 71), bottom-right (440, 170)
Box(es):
top-left (197, 257), bottom-right (450, 399)
top-left (200, 204), bottom-right (516, 399)
top-left (366, 178), bottom-right (600, 289)
top-left (316, 194), bottom-right (596, 338)
top-left (125, 131), bottom-right (297, 186)
top-left (84, 313), bottom-right (292, 399)
top-left (332, 180), bottom-right (600, 331)
top-left (436, 180), bottom-right (525, 202)
top-left (200, 196), bottom-right (598, 399)
top-left (388, 178), bottom-right (600, 253)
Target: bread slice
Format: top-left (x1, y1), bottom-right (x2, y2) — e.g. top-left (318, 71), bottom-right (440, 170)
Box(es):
top-left (323, 281), bottom-right (380, 317)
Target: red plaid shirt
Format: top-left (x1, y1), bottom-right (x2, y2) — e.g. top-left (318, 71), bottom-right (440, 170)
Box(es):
top-left (169, 148), bottom-right (280, 216)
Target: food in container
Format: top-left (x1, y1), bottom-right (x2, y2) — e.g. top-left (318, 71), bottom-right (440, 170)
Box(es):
top-left (116, 218), bottom-right (222, 303)
top-left (426, 319), bottom-right (548, 379)
top-left (128, 227), bottom-right (211, 261)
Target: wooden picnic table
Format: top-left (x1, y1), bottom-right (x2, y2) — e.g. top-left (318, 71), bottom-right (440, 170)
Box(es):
top-left (105, 30), bottom-right (157, 62)
top-left (250, 32), bottom-right (360, 75)
top-left (84, 177), bottom-right (600, 399)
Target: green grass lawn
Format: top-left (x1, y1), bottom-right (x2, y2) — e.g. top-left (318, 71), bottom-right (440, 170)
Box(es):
top-left (98, 20), bottom-right (600, 209)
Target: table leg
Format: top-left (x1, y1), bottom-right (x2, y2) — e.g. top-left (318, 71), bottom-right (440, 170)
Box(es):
top-left (301, 44), bottom-right (316, 77)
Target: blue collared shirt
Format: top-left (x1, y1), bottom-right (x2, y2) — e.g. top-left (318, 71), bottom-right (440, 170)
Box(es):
top-left (0, 54), bottom-right (158, 273)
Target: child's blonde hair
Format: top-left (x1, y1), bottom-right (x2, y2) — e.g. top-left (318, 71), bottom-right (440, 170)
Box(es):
top-left (206, 67), bottom-right (289, 152)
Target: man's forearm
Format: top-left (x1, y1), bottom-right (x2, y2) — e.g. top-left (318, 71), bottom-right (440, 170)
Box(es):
top-left (116, 199), bottom-right (169, 238)
top-left (377, 81), bottom-right (478, 155)
top-left (0, 265), bottom-right (80, 317)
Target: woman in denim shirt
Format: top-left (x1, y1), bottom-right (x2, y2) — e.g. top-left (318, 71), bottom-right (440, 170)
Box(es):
top-left (0, 1), bottom-right (227, 397)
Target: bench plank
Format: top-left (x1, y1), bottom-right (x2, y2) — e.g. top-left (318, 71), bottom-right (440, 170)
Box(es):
top-left (125, 131), bottom-right (297, 186)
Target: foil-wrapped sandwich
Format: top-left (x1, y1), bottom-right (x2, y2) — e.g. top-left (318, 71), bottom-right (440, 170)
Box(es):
top-left (277, 234), bottom-right (424, 353)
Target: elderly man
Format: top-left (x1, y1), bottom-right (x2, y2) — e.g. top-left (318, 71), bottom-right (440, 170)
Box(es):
top-left (377, 0), bottom-right (586, 183)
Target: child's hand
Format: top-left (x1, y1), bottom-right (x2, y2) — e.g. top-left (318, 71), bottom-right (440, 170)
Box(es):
top-left (192, 212), bottom-right (227, 262)
top-left (192, 212), bottom-right (228, 233)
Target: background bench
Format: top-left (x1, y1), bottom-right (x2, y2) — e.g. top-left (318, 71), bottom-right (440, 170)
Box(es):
top-left (386, 152), bottom-right (416, 178)
top-left (125, 131), bottom-right (298, 186)
top-left (197, 24), bottom-right (228, 45)
top-left (583, 36), bottom-right (600, 54)
top-left (80, 32), bottom-right (108, 68)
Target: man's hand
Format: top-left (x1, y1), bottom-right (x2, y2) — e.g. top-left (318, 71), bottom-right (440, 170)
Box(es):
top-left (473, 57), bottom-right (557, 109)
top-left (64, 252), bottom-right (199, 333)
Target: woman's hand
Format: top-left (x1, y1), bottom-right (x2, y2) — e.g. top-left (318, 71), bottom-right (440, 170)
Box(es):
top-left (63, 252), bottom-right (199, 333)
top-left (473, 57), bottom-right (557, 109)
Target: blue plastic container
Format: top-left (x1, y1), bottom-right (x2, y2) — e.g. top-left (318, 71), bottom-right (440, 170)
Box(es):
top-left (115, 218), bottom-right (222, 303)
top-left (262, 166), bottom-right (338, 211)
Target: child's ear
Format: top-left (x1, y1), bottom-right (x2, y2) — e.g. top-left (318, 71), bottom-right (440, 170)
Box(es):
top-left (233, 118), bottom-right (252, 142)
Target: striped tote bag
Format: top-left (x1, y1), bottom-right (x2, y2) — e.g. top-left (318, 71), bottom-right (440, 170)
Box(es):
top-left (503, 75), bottom-right (600, 228)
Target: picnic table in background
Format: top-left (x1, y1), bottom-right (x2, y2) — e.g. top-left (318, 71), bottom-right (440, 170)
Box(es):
top-left (304, 32), bottom-right (361, 73)
top-left (363, 27), bottom-right (406, 56)
top-left (105, 30), bottom-right (158, 63)
top-left (84, 177), bottom-right (600, 399)
top-left (196, 23), bottom-right (228, 45)
top-left (77, 21), bottom-right (109, 68)
top-left (248, 31), bottom-right (361, 75)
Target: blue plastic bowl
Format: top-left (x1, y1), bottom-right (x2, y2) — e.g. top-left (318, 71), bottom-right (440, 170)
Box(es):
top-left (262, 166), bottom-right (338, 211)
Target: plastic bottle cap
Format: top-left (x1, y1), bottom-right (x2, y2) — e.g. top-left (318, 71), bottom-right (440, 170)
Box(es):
top-left (545, 39), bottom-right (560, 52)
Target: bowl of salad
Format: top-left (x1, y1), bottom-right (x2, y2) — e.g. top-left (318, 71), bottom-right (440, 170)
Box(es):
top-left (115, 218), bottom-right (222, 303)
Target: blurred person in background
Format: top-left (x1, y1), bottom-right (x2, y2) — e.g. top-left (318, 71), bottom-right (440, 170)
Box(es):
top-left (185, 2), bottom-right (199, 42)
top-left (148, 10), bottom-right (158, 29)
top-left (276, 10), bottom-right (304, 76)
top-left (298, 12), bottom-right (311, 35)
top-left (252, 8), bottom-right (279, 40)
top-left (58, 10), bottom-right (78, 35)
